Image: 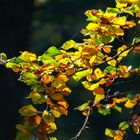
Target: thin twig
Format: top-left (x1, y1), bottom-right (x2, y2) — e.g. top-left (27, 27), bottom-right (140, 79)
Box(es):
top-left (70, 108), bottom-right (90, 140)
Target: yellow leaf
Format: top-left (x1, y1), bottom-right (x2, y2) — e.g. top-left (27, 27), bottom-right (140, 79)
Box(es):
top-left (86, 22), bottom-right (99, 30)
top-left (89, 55), bottom-right (96, 65)
top-left (50, 109), bottom-right (61, 118)
top-left (117, 45), bottom-right (128, 54)
top-left (124, 99), bottom-right (137, 108)
top-left (73, 69), bottom-right (93, 81)
top-left (19, 105), bottom-right (38, 117)
top-left (82, 81), bottom-right (99, 91)
top-left (94, 94), bottom-right (105, 104)
top-left (105, 128), bottom-right (115, 137)
top-left (94, 68), bottom-right (105, 79)
top-left (116, 2), bottom-right (127, 9)
top-left (19, 51), bottom-right (37, 62)
top-left (61, 40), bottom-right (77, 50)
top-left (111, 17), bottom-right (126, 26)
top-left (107, 58), bottom-right (117, 67)
top-left (45, 122), bottom-right (57, 134)
top-left (103, 45), bottom-right (112, 53)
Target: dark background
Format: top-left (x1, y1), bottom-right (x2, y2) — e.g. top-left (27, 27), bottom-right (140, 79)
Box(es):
top-left (0, 0), bottom-right (140, 140)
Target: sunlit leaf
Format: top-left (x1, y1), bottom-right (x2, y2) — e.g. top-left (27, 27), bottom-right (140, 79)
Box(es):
top-left (38, 54), bottom-right (59, 66)
top-left (50, 137), bottom-right (57, 140)
top-left (61, 40), bottom-right (77, 50)
top-left (18, 51), bottom-right (37, 62)
top-left (47, 46), bottom-right (61, 57)
top-left (124, 99), bottom-right (137, 108)
top-left (106, 7), bottom-right (120, 14)
top-left (107, 58), bottom-right (117, 67)
top-left (94, 94), bottom-right (105, 104)
top-left (82, 81), bottom-right (99, 91)
top-left (86, 22), bottom-right (99, 30)
top-left (19, 105), bottom-right (38, 117)
top-left (94, 68), bottom-right (105, 79)
top-left (73, 69), bottom-right (93, 81)
top-left (111, 17), bottom-right (126, 26)
top-left (45, 122), bottom-right (57, 134)
top-left (105, 128), bottom-right (115, 137)
top-left (104, 66), bottom-right (117, 73)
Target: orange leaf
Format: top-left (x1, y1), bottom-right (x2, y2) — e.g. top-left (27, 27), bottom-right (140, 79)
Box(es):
top-left (34, 115), bottom-right (42, 125)
top-left (51, 93), bottom-right (64, 101)
top-left (103, 45), bottom-right (111, 53)
top-left (58, 99), bottom-right (69, 109)
top-left (93, 87), bottom-right (105, 94)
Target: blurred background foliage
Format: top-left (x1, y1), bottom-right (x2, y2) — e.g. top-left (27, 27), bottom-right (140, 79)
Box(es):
top-left (0, 0), bottom-right (140, 140)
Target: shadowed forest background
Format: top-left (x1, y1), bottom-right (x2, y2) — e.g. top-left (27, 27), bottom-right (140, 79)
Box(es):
top-left (0, 0), bottom-right (140, 140)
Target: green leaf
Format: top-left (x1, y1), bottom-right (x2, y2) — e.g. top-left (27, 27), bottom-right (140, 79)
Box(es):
top-left (6, 57), bottom-right (24, 68)
top-left (132, 37), bottom-right (140, 46)
top-left (104, 66), bottom-right (117, 73)
top-left (18, 72), bottom-right (39, 86)
top-left (72, 69), bottom-right (92, 81)
top-left (97, 35), bottom-right (115, 44)
top-left (106, 7), bottom-right (120, 14)
top-left (87, 16), bottom-right (101, 22)
top-left (42, 111), bottom-right (55, 123)
top-left (98, 108), bottom-right (111, 116)
top-left (77, 103), bottom-right (89, 111)
top-left (47, 46), bottom-right (61, 57)
top-left (0, 52), bottom-right (7, 64)
top-left (31, 84), bottom-right (45, 92)
top-left (50, 137), bottom-right (58, 140)
top-left (19, 104), bottom-right (38, 117)
top-left (113, 105), bottom-right (122, 112)
top-left (119, 121), bottom-right (129, 130)
top-left (38, 54), bottom-right (59, 66)
top-left (29, 92), bottom-right (45, 104)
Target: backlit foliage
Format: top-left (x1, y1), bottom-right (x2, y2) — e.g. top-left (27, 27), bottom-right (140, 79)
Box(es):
top-left (0, 0), bottom-right (140, 140)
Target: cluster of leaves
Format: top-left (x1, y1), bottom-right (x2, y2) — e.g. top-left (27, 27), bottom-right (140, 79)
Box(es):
top-left (0, 0), bottom-right (140, 140)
